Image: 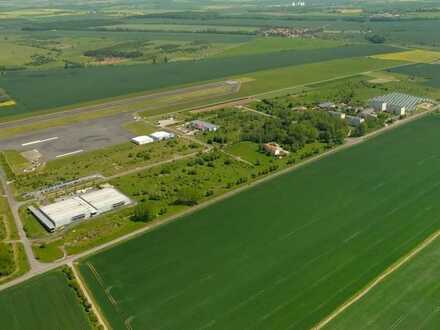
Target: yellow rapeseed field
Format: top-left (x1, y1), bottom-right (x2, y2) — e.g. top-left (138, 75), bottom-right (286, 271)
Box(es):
top-left (373, 49), bottom-right (440, 63)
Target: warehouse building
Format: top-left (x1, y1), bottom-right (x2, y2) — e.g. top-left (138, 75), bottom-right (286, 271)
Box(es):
top-left (80, 188), bottom-right (132, 214)
top-left (150, 131), bottom-right (175, 141)
top-left (188, 120), bottom-right (219, 132)
top-left (29, 188), bottom-right (132, 231)
top-left (131, 136), bottom-right (154, 145)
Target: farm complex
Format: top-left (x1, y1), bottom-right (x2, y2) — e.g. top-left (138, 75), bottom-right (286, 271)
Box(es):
top-left (1, 0), bottom-right (440, 329)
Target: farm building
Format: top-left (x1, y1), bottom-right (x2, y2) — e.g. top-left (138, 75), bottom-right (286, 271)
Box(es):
top-left (369, 93), bottom-right (433, 113)
top-left (346, 115), bottom-right (365, 126)
top-left (318, 102), bottom-right (336, 110)
top-left (150, 131), bottom-right (175, 141)
top-left (360, 108), bottom-right (378, 119)
top-left (131, 136), bottom-right (154, 145)
top-left (263, 143), bottom-right (290, 157)
top-left (29, 188), bottom-right (131, 231)
top-left (189, 120), bottom-right (219, 132)
top-left (329, 111), bottom-right (346, 119)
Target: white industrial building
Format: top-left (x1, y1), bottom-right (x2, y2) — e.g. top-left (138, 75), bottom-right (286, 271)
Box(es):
top-left (131, 136), bottom-right (154, 145)
top-left (80, 188), bottom-right (132, 214)
top-left (29, 188), bottom-right (132, 232)
top-left (150, 131), bottom-right (175, 141)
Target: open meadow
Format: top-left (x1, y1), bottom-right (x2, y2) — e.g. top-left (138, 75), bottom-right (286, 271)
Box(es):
top-left (80, 114), bottom-right (440, 329)
top-left (326, 235), bottom-right (440, 329)
top-left (0, 270), bottom-right (91, 330)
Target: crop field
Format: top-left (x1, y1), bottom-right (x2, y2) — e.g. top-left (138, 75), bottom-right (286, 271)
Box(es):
top-left (80, 114), bottom-right (440, 330)
top-left (327, 236), bottom-right (440, 329)
top-left (235, 57), bottom-right (403, 97)
top-left (0, 270), bottom-right (91, 330)
top-left (217, 38), bottom-right (343, 57)
top-left (372, 49), bottom-right (440, 64)
top-left (0, 44), bottom-right (398, 117)
top-left (389, 63), bottom-right (440, 88)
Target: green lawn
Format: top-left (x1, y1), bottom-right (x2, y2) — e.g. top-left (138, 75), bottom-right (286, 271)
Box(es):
top-left (225, 141), bottom-right (273, 166)
top-left (11, 138), bottom-right (200, 195)
top-left (32, 241), bottom-right (64, 263)
top-left (327, 236), bottom-right (440, 329)
top-left (80, 114), bottom-right (440, 329)
top-left (0, 270), bottom-right (91, 330)
top-left (1, 150), bottom-right (31, 175)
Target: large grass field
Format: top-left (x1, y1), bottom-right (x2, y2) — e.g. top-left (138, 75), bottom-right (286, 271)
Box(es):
top-left (0, 44), bottom-right (397, 117)
top-left (389, 63), bottom-right (440, 88)
top-left (217, 37), bottom-right (343, 57)
top-left (80, 114), bottom-right (440, 329)
top-left (0, 270), bottom-right (91, 330)
top-left (327, 236), bottom-right (440, 329)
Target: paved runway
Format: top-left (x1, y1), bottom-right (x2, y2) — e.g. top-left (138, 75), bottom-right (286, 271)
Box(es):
top-left (0, 113), bottom-right (136, 160)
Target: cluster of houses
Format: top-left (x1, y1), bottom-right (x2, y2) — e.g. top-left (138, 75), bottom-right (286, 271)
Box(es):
top-left (131, 131), bottom-right (175, 145)
top-left (261, 27), bottom-right (323, 38)
top-left (317, 92), bottom-right (435, 127)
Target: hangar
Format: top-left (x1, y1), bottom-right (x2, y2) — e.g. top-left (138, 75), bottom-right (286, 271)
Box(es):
top-left (81, 188), bottom-right (132, 214)
top-left (29, 188), bottom-right (132, 231)
top-left (131, 136), bottom-right (154, 145)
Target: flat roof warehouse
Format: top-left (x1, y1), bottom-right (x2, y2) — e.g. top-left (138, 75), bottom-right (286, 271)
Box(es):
top-left (29, 188), bottom-right (132, 232)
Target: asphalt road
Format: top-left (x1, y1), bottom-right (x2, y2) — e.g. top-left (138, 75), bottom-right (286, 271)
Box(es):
top-left (0, 113), bottom-right (135, 160)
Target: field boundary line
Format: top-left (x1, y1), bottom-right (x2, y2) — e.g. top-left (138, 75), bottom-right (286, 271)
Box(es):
top-left (312, 229), bottom-right (440, 330)
top-left (72, 263), bottom-right (110, 330)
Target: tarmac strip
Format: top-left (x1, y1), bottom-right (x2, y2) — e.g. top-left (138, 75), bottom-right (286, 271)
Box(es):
top-left (56, 149), bottom-right (84, 158)
top-left (21, 136), bottom-right (59, 146)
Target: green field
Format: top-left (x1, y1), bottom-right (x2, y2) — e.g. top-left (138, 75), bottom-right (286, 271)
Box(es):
top-left (80, 114), bottom-right (440, 329)
top-left (217, 38), bottom-right (343, 57)
top-left (389, 63), bottom-right (440, 88)
top-left (327, 236), bottom-right (440, 329)
top-left (0, 44), bottom-right (397, 117)
top-left (0, 270), bottom-right (91, 330)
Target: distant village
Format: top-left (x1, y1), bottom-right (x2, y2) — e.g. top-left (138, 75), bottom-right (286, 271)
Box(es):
top-left (260, 27), bottom-right (323, 38)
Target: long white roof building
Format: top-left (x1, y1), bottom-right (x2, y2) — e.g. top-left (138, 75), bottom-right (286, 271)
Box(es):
top-left (30, 188), bottom-right (132, 231)
top-left (81, 188), bottom-right (132, 214)
top-left (39, 197), bottom-right (96, 228)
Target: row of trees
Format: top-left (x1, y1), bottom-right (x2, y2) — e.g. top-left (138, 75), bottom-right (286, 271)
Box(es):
top-left (84, 49), bottom-right (143, 59)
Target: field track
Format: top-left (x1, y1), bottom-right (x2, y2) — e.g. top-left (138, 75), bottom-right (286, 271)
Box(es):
top-left (314, 229), bottom-right (440, 329)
